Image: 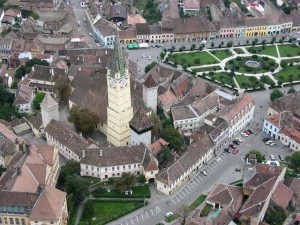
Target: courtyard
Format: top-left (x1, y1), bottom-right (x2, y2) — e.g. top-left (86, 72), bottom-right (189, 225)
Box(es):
top-left (164, 43), bottom-right (300, 92)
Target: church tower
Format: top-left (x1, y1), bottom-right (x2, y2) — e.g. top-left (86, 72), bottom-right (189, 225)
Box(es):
top-left (41, 93), bottom-right (60, 128)
top-left (106, 35), bottom-right (133, 147)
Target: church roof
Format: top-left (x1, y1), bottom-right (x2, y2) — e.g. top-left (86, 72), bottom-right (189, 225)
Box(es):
top-left (40, 93), bottom-right (58, 109)
top-left (109, 35), bottom-right (126, 78)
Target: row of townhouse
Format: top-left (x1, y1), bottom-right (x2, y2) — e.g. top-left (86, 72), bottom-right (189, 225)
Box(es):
top-left (263, 91), bottom-right (300, 151)
top-left (91, 14), bottom-right (297, 46)
top-left (157, 93), bottom-right (255, 195)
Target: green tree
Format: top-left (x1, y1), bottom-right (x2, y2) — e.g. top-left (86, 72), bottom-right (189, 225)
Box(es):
top-left (161, 125), bottom-right (184, 151)
top-left (190, 44), bottom-right (196, 51)
top-left (114, 172), bottom-right (136, 193)
top-left (227, 41), bottom-right (233, 47)
top-left (0, 103), bottom-right (18, 121)
top-left (178, 205), bottom-right (191, 225)
top-left (158, 146), bottom-right (171, 165)
top-left (287, 86), bottom-right (296, 94)
top-left (25, 57), bottom-right (49, 73)
top-left (54, 75), bottom-right (71, 101)
top-left (265, 206), bottom-right (287, 225)
top-left (82, 201), bottom-right (94, 219)
top-left (58, 160), bottom-right (80, 185)
top-left (33, 92), bottom-right (46, 110)
top-left (245, 150), bottom-right (265, 163)
top-left (211, 42), bottom-right (215, 48)
top-left (65, 174), bottom-right (89, 204)
top-left (137, 174), bottom-right (146, 184)
top-left (285, 151), bottom-right (300, 172)
top-left (15, 65), bottom-right (27, 79)
top-left (270, 88), bottom-right (284, 102)
top-left (0, 165), bottom-right (6, 176)
top-left (145, 62), bottom-right (157, 73)
top-left (68, 106), bottom-right (100, 136)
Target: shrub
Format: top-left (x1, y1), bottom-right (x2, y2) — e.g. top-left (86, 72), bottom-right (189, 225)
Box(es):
top-left (262, 56), bottom-right (269, 61)
top-left (280, 61), bottom-right (288, 68)
top-left (228, 60), bottom-right (234, 64)
top-left (208, 71), bottom-right (214, 75)
top-left (236, 56), bottom-right (241, 61)
top-left (269, 61), bottom-right (275, 66)
top-left (200, 204), bottom-right (213, 217)
top-left (252, 54), bottom-right (258, 59)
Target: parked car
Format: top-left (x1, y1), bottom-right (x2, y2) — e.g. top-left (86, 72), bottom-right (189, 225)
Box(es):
top-left (269, 154), bottom-right (275, 161)
top-left (244, 130), bottom-right (251, 135)
top-left (155, 44), bottom-right (161, 48)
top-left (236, 138), bottom-right (243, 143)
top-left (95, 39), bottom-right (99, 43)
top-left (278, 155), bottom-right (284, 161)
top-left (224, 148), bottom-right (231, 153)
top-left (96, 43), bottom-right (101, 47)
top-left (200, 40), bottom-right (207, 44)
top-left (201, 170), bottom-right (208, 176)
top-left (233, 149), bottom-right (239, 154)
top-left (233, 140), bottom-right (240, 145)
top-left (270, 142), bottom-right (276, 147)
top-left (89, 32), bottom-right (93, 36)
top-left (148, 56), bottom-right (152, 60)
top-left (241, 132), bottom-right (248, 137)
top-left (265, 140), bottom-right (273, 145)
top-left (165, 212), bottom-right (173, 218)
top-left (247, 129), bottom-right (253, 134)
top-left (229, 144), bottom-right (236, 149)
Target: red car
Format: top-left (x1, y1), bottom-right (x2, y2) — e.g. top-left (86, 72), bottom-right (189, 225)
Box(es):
top-left (233, 149), bottom-right (239, 154)
top-left (244, 130), bottom-right (251, 135)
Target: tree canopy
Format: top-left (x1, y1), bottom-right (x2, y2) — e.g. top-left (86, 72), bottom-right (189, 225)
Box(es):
top-left (158, 146), bottom-right (171, 166)
top-left (65, 174), bottom-right (89, 204)
top-left (58, 160), bottom-right (80, 185)
top-left (33, 92), bottom-right (46, 110)
top-left (287, 86), bottom-right (296, 94)
top-left (285, 151), bottom-right (300, 172)
top-left (270, 88), bottom-right (284, 102)
top-left (161, 125), bottom-right (184, 151)
top-left (145, 62), bottom-right (157, 73)
top-left (54, 76), bottom-right (71, 101)
top-left (149, 112), bottom-right (161, 141)
top-left (114, 172), bottom-right (136, 193)
top-left (0, 84), bottom-right (18, 121)
top-left (68, 106), bottom-right (100, 136)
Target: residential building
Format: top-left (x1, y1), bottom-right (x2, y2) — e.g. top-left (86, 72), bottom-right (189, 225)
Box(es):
top-left (245, 17), bottom-right (268, 37)
top-left (219, 17), bottom-right (235, 38)
top-left (156, 135), bottom-right (214, 195)
top-left (36, 11), bottom-right (67, 31)
top-left (0, 38), bottom-right (12, 60)
top-left (80, 144), bottom-right (158, 182)
top-left (183, 0), bottom-right (200, 14)
top-left (149, 24), bottom-right (162, 43)
top-left (149, 138), bottom-right (169, 156)
top-left (44, 120), bottom-right (91, 161)
top-left (13, 84), bottom-right (33, 114)
top-left (0, 122), bottom-right (23, 167)
top-left (118, 29), bottom-right (137, 44)
top-left (92, 18), bottom-right (117, 48)
top-left (278, 126), bottom-right (300, 151)
top-left (291, 15), bottom-right (300, 31)
top-left (136, 23), bottom-right (150, 43)
top-left (27, 65), bottom-right (67, 94)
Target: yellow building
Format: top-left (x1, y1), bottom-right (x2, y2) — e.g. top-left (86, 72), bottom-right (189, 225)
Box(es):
top-left (106, 36), bottom-right (133, 146)
top-left (245, 17), bottom-right (268, 37)
top-left (119, 29), bottom-right (137, 44)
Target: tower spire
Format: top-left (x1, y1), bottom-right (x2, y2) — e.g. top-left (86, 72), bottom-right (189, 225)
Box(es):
top-left (109, 33), bottom-right (126, 78)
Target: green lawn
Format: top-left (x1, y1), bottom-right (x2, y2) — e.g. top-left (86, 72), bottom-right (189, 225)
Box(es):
top-left (233, 48), bottom-right (245, 54)
top-left (235, 75), bottom-right (260, 89)
top-left (206, 72), bottom-right (236, 87)
top-left (190, 194), bottom-right (207, 210)
top-left (92, 185), bottom-right (151, 198)
top-left (210, 50), bottom-right (232, 60)
top-left (226, 56), bottom-right (278, 74)
top-left (278, 44), bottom-right (300, 57)
top-left (192, 66), bottom-right (221, 73)
top-left (275, 65), bottom-right (300, 83)
top-left (247, 45), bottom-right (278, 57)
top-left (260, 75), bottom-right (275, 86)
top-left (169, 51), bottom-right (219, 67)
top-left (79, 200), bottom-right (144, 225)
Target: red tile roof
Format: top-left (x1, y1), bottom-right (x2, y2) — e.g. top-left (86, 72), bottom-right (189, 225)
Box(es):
top-left (149, 138), bottom-right (169, 155)
top-left (271, 182), bottom-right (293, 209)
top-left (280, 126), bottom-right (300, 144)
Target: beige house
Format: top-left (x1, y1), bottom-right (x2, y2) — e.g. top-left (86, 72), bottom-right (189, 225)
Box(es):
top-left (279, 126), bottom-right (300, 151)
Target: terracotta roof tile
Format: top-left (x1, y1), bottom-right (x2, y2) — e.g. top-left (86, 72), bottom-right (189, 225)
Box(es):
top-left (271, 181), bottom-right (293, 209)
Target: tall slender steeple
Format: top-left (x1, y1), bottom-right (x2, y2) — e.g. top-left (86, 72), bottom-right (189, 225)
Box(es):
top-left (109, 34), bottom-right (126, 78)
top-left (106, 33), bottom-right (133, 147)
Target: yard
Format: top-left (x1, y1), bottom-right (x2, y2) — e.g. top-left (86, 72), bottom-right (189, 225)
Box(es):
top-left (169, 51), bottom-right (219, 67)
top-left (92, 185), bottom-right (151, 198)
top-left (79, 200), bottom-right (144, 225)
top-left (247, 45), bottom-right (278, 57)
top-left (277, 44), bottom-right (300, 57)
top-left (275, 65), bottom-right (300, 83)
top-left (192, 66), bottom-right (221, 73)
top-left (205, 72), bottom-right (236, 87)
top-left (259, 75), bottom-right (275, 86)
top-left (210, 49), bottom-right (232, 60)
top-left (226, 56), bottom-right (278, 74)
top-left (235, 75), bottom-right (260, 89)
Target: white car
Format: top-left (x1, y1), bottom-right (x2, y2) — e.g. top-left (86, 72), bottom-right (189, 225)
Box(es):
top-left (96, 43), bottom-right (101, 47)
top-left (269, 154), bottom-right (275, 161)
top-left (241, 132), bottom-right (248, 137)
top-left (265, 140), bottom-right (273, 145)
top-left (148, 56), bottom-right (152, 60)
top-left (236, 138), bottom-right (243, 143)
top-left (89, 32), bottom-right (93, 37)
top-left (200, 40), bottom-right (207, 44)
top-left (297, 38), bottom-right (300, 42)
top-left (201, 170), bottom-right (208, 176)
top-left (165, 212), bottom-right (173, 218)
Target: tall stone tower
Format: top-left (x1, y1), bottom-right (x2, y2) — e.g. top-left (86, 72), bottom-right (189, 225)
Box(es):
top-left (41, 93), bottom-right (60, 128)
top-left (106, 36), bottom-right (133, 147)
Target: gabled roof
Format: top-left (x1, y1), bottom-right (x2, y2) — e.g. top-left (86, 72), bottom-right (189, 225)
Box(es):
top-left (40, 93), bottom-right (58, 109)
top-left (30, 185), bottom-right (66, 220)
top-left (271, 181), bottom-right (293, 209)
top-left (13, 84), bottom-right (33, 106)
top-left (136, 23), bottom-right (150, 35)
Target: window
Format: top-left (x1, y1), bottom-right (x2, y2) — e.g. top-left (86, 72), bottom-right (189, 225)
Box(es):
top-left (35, 221), bottom-right (38, 224)
top-left (15, 219), bottom-right (19, 225)
top-left (117, 166), bottom-right (119, 170)
top-left (128, 165), bottom-right (131, 169)
top-left (112, 167), bottom-right (115, 171)
top-left (9, 218), bottom-right (14, 224)
top-left (0, 217), bottom-right (2, 224)
top-left (105, 168), bottom-right (107, 171)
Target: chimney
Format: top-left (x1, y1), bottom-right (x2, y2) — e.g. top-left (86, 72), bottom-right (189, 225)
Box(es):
top-left (82, 149), bottom-right (85, 158)
top-left (80, 132), bottom-right (82, 138)
top-left (100, 149), bottom-right (103, 156)
top-left (98, 58), bottom-right (101, 63)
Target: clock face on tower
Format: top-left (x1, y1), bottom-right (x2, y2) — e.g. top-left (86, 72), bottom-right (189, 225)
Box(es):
top-left (109, 78), bottom-right (116, 88)
top-left (120, 78), bottom-right (127, 88)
